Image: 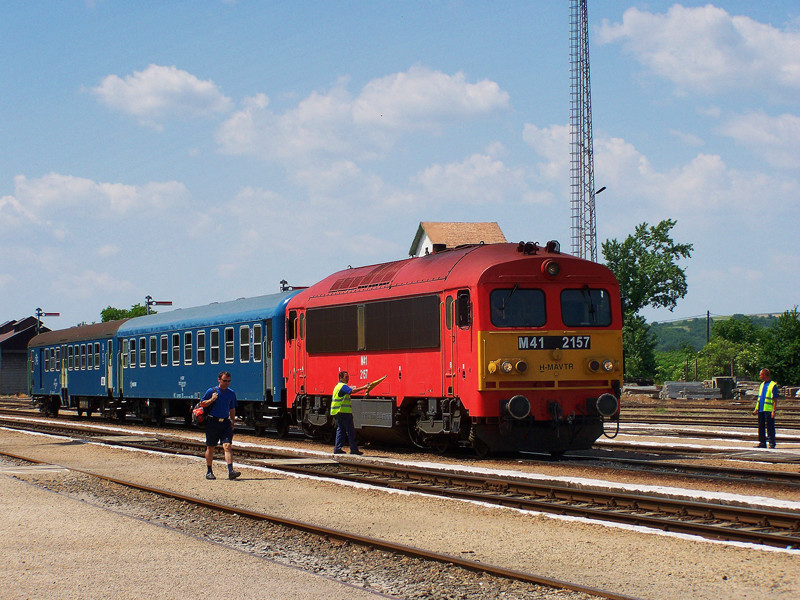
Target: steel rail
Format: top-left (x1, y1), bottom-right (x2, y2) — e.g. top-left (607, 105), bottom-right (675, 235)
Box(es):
top-left (0, 449), bottom-right (642, 600)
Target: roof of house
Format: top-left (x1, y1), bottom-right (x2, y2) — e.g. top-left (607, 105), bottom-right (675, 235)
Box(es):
top-left (409, 221), bottom-right (507, 256)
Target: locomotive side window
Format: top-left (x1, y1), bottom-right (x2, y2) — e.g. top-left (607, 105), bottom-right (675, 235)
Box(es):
top-left (306, 295), bottom-right (439, 354)
top-left (149, 336), bottom-right (157, 367)
top-left (160, 335), bottom-right (168, 366)
top-left (224, 327), bottom-right (234, 363)
top-left (561, 288), bottom-right (612, 327)
top-left (210, 329), bottom-right (220, 364)
top-left (456, 290), bottom-right (472, 329)
top-left (197, 330), bottom-right (206, 365)
top-left (445, 296), bottom-right (453, 330)
top-left (286, 311), bottom-right (297, 342)
top-left (490, 288), bottom-right (546, 328)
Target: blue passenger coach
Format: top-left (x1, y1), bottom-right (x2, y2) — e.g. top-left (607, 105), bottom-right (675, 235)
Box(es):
top-left (115, 291), bottom-right (301, 432)
top-left (28, 320), bottom-right (129, 417)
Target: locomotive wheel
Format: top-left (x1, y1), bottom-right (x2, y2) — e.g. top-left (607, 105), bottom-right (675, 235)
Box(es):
top-left (472, 438), bottom-right (491, 458)
top-left (428, 436), bottom-right (450, 455)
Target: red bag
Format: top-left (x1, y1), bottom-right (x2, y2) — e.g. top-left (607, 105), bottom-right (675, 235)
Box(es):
top-left (191, 402), bottom-right (206, 426)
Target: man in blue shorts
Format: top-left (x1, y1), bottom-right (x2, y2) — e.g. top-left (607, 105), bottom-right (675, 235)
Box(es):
top-left (200, 371), bottom-right (241, 480)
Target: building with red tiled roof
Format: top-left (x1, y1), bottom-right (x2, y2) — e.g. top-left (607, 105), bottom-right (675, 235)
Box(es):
top-left (409, 221), bottom-right (507, 257)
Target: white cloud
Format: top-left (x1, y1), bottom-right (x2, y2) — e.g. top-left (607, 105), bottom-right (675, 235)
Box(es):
top-left (597, 5), bottom-right (800, 96)
top-left (93, 64), bottom-right (232, 128)
top-left (0, 173), bottom-right (190, 239)
top-left (216, 66), bottom-right (510, 163)
top-left (719, 112), bottom-right (800, 169)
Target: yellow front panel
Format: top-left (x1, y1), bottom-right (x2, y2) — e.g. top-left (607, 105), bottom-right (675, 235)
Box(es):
top-left (478, 330), bottom-right (623, 390)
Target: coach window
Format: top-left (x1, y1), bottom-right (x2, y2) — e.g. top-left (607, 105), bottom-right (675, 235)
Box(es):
top-left (149, 336), bottom-right (157, 367)
top-left (160, 335), bottom-right (168, 367)
top-left (81, 344), bottom-right (87, 370)
top-left (129, 338), bottom-right (136, 369)
top-left (224, 327), bottom-right (234, 364)
top-left (197, 330), bottom-right (206, 365)
top-left (253, 324), bottom-right (262, 362)
top-left (138, 337), bottom-right (146, 367)
top-left (44, 348), bottom-right (49, 372)
top-left (240, 326), bottom-right (250, 362)
top-left (122, 340), bottom-right (128, 368)
top-left (88, 344), bottom-right (95, 370)
top-left (68, 346), bottom-right (74, 370)
top-left (55, 347), bottom-right (61, 372)
top-left (184, 331), bottom-right (192, 365)
top-left (210, 329), bottom-right (220, 364)
top-left (171, 333), bottom-right (180, 365)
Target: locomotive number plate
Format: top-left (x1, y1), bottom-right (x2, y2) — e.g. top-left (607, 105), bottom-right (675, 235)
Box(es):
top-left (518, 335), bottom-right (591, 350)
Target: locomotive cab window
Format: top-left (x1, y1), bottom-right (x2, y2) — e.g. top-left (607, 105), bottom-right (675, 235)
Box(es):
top-left (561, 288), bottom-right (613, 327)
top-left (490, 288), bottom-right (546, 328)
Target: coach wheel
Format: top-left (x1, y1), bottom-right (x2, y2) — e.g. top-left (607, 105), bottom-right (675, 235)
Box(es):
top-left (77, 408), bottom-right (84, 418)
top-left (549, 450), bottom-right (565, 460)
top-left (275, 416), bottom-right (290, 439)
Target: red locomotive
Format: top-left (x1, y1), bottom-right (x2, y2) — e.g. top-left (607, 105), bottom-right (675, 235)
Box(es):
top-left (285, 241), bottom-right (622, 456)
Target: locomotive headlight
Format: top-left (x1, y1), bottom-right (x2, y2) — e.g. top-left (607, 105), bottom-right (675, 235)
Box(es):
top-left (542, 259), bottom-right (560, 277)
top-left (602, 359), bottom-right (615, 372)
top-left (501, 360), bottom-right (514, 374)
top-left (588, 359), bottom-right (600, 372)
top-left (515, 360), bottom-right (528, 373)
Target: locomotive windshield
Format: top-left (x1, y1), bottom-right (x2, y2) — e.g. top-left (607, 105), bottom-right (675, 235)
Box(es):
top-left (490, 288), bottom-right (546, 327)
top-left (561, 288), bottom-right (613, 327)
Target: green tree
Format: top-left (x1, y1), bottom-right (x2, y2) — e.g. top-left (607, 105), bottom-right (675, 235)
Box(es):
top-left (760, 308), bottom-right (800, 386)
top-left (101, 303), bottom-right (150, 322)
top-left (602, 219), bottom-right (693, 379)
top-left (712, 314), bottom-right (764, 345)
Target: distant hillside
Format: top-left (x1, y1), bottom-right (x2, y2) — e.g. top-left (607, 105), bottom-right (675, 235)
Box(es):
top-left (651, 314), bottom-right (780, 352)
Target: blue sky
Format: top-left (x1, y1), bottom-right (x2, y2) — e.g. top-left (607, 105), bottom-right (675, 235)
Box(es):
top-left (2, 1), bottom-right (798, 329)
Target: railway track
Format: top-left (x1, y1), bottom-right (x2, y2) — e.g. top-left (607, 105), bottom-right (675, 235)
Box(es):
top-left (0, 450), bottom-right (640, 600)
top-left (3, 417), bottom-right (799, 550)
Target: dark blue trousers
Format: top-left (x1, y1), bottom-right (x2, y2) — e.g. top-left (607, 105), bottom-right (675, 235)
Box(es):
top-left (334, 413), bottom-right (359, 452)
top-left (757, 412), bottom-right (776, 447)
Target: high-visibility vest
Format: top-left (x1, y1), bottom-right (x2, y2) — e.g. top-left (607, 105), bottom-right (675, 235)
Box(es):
top-left (330, 382), bottom-right (352, 415)
top-left (757, 381), bottom-right (777, 412)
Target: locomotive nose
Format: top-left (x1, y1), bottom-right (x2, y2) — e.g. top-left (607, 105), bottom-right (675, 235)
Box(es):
top-left (596, 393), bottom-right (619, 417)
top-left (505, 395), bottom-right (531, 420)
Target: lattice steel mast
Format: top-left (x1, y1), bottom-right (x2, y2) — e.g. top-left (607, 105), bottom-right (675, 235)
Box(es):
top-left (570, 0), bottom-right (598, 261)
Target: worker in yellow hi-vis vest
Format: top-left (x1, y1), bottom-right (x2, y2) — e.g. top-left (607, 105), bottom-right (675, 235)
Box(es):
top-left (331, 371), bottom-right (369, 455)
top-left (752, 368), bottom-right (780, 449)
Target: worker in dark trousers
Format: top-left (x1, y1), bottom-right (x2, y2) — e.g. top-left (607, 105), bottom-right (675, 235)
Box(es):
top-left (753, 368), bottom-right (780, 448)
top-left (331, 371), bottom-right (369, 455)
top-left (201, 371), bottom-right (241, 479)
